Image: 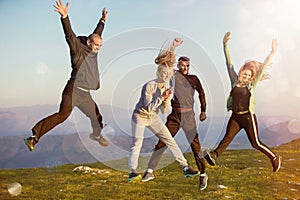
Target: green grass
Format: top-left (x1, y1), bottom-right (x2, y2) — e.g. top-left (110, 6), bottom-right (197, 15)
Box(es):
top-left (1, 144), bottom-right (299, 200)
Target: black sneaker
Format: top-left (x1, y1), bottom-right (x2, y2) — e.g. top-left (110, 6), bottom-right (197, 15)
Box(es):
top-left (204, 150), bottom-right (217, 166)
top-left (128, 172), bottom-right (142, 183)
top-left (89, 134), bottom-right (109, 147)
top-left (199, 173), bottom-right (208, 190)
top-left (271, 155), bottom-right (282, 172)
top-left (141, 171), bottom-right (155, 182)
top-left (24, 136), bottom-right (37, 151)
top-left (183, 166), bottom-right (200, 178)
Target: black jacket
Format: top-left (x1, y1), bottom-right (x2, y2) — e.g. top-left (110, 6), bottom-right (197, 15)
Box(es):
top-left (61, 16), bottom-right (105, 90)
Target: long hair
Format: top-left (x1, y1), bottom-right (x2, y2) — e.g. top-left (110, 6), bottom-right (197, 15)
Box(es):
top-left (154, 40), bottom-right (176, 68)
top-left (238, 60), bottom-right (269, 82)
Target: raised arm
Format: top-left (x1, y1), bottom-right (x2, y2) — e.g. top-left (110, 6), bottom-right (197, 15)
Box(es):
top-left (223, 32), bottom-right (237, 84)
top-left (54, 1), bottom-right (81, 65)
top-left (261, 39), bottom-right (277, 70)
top-left (223, 32), bottom-right (232, 67)
top-left (253, 39), bottom-right (277, 84)
top-left (155, 38), bottom-right (183, 68)
top-left (169, 38), bottom-right (183, 52)
top-left (92, 8), bottom-right (108, 37)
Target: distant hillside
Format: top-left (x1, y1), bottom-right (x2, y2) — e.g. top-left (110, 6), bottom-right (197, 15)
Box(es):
top-left (1, 104), bottom-right (300, 169)
top-left (259, 119), bottom-right (300, 147)
top-left (200, 115), bottom-right (300, 149)
top-left (276, 138), bottom-right (300, 150)
top-left (0, 104), bottom-right (131, 136)
top-left (0, 132), bottom-right (160, 169)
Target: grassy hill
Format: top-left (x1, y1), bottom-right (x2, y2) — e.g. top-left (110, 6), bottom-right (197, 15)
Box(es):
top-left (1, 139), bottom-right (300, 200)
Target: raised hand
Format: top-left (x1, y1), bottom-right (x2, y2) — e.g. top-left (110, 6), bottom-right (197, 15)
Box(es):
top-left (271, 38), bottom-right (278, 53)
top-left (172, 38), bottom-right (183, 47)
top-left (102, 8), bottom-right (108, 21)
top-left (53, 0), bottom-right (69, 18)
top-left (223, 32), bottom-right (231, 46)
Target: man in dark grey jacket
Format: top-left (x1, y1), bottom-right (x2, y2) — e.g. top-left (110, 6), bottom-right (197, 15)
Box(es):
top-left (24, 0), bottom-right (108, 151)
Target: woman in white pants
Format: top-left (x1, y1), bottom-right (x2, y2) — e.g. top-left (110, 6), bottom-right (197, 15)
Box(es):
top-left (128, 38), bottom-right (199, 182)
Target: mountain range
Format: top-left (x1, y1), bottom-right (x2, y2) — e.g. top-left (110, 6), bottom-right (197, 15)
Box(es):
top-left (0, 104), bottom-right (299, 169)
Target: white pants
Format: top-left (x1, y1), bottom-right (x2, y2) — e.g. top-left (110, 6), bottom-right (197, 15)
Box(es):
top-left (128, 112), bottom-right (188, 171)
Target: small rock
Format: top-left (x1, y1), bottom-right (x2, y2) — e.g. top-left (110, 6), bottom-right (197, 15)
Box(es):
top-left (217, 185), bottom-right (227, 189)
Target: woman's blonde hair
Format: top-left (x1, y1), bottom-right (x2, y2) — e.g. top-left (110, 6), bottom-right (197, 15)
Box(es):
top-left (154, 40), bottom-right (176, 68)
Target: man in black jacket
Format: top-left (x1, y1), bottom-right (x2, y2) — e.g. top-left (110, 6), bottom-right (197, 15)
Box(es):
top-left (24, 0), bottom-right (109, 151)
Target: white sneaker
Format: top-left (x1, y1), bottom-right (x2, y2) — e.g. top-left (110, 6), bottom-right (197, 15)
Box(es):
top-left (199, 173), bottom-right (208, 190)
top-left (141, 172), bottom-right (155, 182)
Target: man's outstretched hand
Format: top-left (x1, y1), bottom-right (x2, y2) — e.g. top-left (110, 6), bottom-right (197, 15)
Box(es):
top-left (102, 8), bottom-right (108, 21)
top-left (53, 0), bottom-right (69, 18)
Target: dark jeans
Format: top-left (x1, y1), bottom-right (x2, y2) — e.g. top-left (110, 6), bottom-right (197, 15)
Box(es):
top-left (32, 84), bottom-right (103, 140)
top-left (148, 110), bottom-right (206, 173)
top-left (214, 113), bottom-right (275, 159)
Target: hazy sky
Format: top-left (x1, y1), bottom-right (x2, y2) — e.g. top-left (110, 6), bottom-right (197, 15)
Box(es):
top-left (1, 0), bottom-right (300, 120)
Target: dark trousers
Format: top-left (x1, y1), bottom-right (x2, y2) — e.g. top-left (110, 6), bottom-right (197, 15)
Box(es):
top-left (32, 84), bottom-right (103, 140)
top-left (214, 113), bottom-right (275, 159)
top-left (148, 110), bottom-right (206, 173)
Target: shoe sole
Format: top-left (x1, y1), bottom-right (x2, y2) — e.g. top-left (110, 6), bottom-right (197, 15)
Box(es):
top-left (273, 156), bottom-right (282, 172)
top-left (24, 138), bottom-right (34, 151)
top-left (89, 134), bottom-right (109, 147)
top-left (184, 171), bottom-right (200, 178)
top-left (199, 176), bottom-right (208, 190)
top-left (97, 141), bottom-right (109, 147)
top-left (204, 153), bottom-right (216, 166)
top-left (128, 175), bottom-right (142, 183)
top-left (141, 177), bottom-right (155, 182)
